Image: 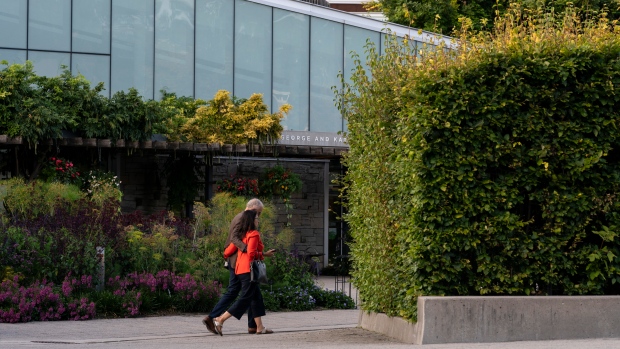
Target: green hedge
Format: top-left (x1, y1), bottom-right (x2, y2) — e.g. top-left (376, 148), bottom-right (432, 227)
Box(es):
top-left (340, 9), bottom-right (620, 321)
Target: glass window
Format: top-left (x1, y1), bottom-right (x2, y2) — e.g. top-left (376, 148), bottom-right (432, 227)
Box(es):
top-left (72, 54), bottom-right (110, 97)
top-left (310, 18), bottom-right (343, 133)
top-left (73, 0), bottom-right (111, 54)
top-left (0, 0), bottom-right (27, 49)
top-left (28, 51), bottom-right (70, 77)
top-left (111, 0), bottom-right (154, 99)
top-left (155, 0), bottom-right (194, 99)
top-left (195, 0), bottom-right (233, 101)
top-left (0, 49), bottom-right (26, 65)
top-left (28, 0), bottom-right (71, 52)
top-left (344, 25), bottom-right (380, 83)
top-left (234, 0), bottom-right (271, 110)
top-left (273, 9), bottom-right (309, 131)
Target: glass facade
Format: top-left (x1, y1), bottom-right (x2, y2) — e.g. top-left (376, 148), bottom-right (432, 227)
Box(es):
top-left (310, 17), bottom-right (343, 133)
top-left (72, 54), bottom-right (110, 96)
top-left (0, 49), bottom-right (26, 65)
top-left (234, 0), bottom-right (272, 111)
top-left (0, 0), bottom-right (27, 49)
top-left (273, 9), bottom-right (309, 131)
top-left (28, 0), bottom-right (71, 52)
top-left (0, 0), bottom-right (441, 136)
top-left (155, 0), bottom-right (194, 99)
top-left (72, 0), bottom-right (110, 54)
top-left (111, 0), bottom-right (155, 98)
top-left (195, 0), bottom-right (233, 100)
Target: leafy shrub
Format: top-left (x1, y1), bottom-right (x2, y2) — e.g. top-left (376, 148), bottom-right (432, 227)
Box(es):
top-left (339, 7), bottom-right (620, 321)
top-left (259, 165), bottom-right (302, 200)
top-left (40, 157), bottom-right (82, 186)
top-left (0, 178), bottom-right (84, 219)
top-left (0, 271), bottom-right (220, 322)
top-left (182, 90), bottom-right (289, 145)
top-left (0, 275), bottom-right (96, 323)
top-left (309, 285), bottom-right (356, 309)
top-left (102, 271), bottom-right (221, 317)
top-left (82, 169), bottom-right (122, 205)
top-left (268, 249), bottom-right (315, 290)
top-left (263, 286), bottom-right (316, 311)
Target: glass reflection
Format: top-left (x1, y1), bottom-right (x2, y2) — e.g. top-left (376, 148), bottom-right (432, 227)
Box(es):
top-left (28, 0), bottom-right (71, 51)
top-left (72, 54), bottom-right (110, 97)
top-left (73, 0), bottom-right (111, 54)
top-left (28, 51), bottom-right (70, 77)
top-left (310, 18), bottom-right (343, 133)
top-left (0, 0), bottom-right (27, 49)
top-left (234, 0), bottom-right (271, 110)
top-left (111, 0), bottom-right (154, 98)
top-left (155, 0), bottom-right (194, 98)
top-left (0, 49), bottom-right (26, 65)
top-left (273, 9), bottom-right (309, 131)
top-left (195, 0), bottom-right (233, 100)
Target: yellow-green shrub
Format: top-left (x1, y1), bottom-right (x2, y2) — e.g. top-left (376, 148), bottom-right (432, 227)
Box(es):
top-left (340, 7), bottom-right (620, 321)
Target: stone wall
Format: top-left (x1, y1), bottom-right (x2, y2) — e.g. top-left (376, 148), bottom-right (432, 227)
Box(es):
top-left (212, 157), bottom-right (328, 263)
top-left (117, 153), bottom-right (328, 266)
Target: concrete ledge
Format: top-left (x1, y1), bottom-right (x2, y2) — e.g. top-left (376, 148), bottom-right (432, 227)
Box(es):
top-left (359, 296), bottom-right (620, 344)
top-left (358, 310), bottom-right (421, 344)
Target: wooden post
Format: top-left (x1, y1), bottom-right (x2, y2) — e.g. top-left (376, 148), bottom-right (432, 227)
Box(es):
top-left (96, 246), bottom-right (105, 292)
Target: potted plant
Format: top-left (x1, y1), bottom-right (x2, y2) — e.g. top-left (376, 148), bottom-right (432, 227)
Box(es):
top-left (259, 165), bottom-right (302, 200)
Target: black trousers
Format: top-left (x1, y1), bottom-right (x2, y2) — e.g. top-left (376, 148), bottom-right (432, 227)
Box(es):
top-left (227, 272), bottom-right (266, 321)
top-left (209, 266), bottom-right (257, 328)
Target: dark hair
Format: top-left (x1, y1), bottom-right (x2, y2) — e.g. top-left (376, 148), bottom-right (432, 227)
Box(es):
top-left (236, 210), bottom-right (257, 240)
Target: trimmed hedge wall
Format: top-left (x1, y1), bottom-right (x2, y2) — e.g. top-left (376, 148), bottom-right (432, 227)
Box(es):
top-left (340, 10), bottom-right (620, 321)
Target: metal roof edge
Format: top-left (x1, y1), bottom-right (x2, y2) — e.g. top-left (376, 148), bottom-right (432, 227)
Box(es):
top-left (244, 0), bottom-right (455, 47)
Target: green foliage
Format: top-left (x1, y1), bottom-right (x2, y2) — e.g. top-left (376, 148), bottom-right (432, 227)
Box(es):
top-left (105, 88), bottom-right (163, 142)
top-left (372, 0), bottom-right (620, 34)
top-left (0, 178), bottom-right (84, 219)
top-left (309, 286), bottom-right (357, 309)
top-left (122, 222), bottom-right (181, 274)
top-left (155, 90), bottom-right (207, 142)
top-left (82, 169), bottom-right (123, 206)
top-left (339, 8), bottom-right (620, 321)
top-left (259, 165), bottom-right (303, 201)
top-left (40, 157), bottom-right (82, 186)
top-left (182, 90), bottom-right (289, 145)
top-left (0, 62), bottom-right (288, 150)
top-left (184, 193), bottom-right (281, 282)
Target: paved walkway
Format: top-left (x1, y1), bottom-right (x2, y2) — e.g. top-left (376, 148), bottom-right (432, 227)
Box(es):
top-left (1, 277), bottom-right (619, 348)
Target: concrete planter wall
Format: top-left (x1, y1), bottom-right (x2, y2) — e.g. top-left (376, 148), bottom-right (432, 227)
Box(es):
top-left (359, 296), bottom-right (620, 344)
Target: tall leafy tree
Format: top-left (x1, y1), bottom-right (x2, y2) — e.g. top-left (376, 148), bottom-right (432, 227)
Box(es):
top-left (373, 0), bottom-right (620, 34)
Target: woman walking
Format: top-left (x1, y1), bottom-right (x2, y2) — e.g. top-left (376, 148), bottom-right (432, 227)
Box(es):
top-left (213, 209), bottom-right (275, 335)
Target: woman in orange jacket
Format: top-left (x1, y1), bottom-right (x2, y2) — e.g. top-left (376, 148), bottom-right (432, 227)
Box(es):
top-left (212, 209), bottom-right (276, 335)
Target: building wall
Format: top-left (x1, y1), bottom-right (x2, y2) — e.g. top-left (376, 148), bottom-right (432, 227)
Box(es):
top-left (0, 0), bottom-right (445, 140)
top-left (212, 158), bottom-right (328, 258)
top-left (116, 152), bottom-right (328, 263)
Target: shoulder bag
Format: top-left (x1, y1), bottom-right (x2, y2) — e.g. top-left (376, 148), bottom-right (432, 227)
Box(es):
top-left (250, 259), bottom-right (268, 284)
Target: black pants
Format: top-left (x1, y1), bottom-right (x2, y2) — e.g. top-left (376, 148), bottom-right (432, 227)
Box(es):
top-left (227, 272), bottom-right (266, 321)
top-left (209, 266), bottom-right (257, 328)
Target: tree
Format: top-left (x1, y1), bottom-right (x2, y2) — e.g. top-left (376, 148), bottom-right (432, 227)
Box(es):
top-left (372, 0), bottom-right (620, 34)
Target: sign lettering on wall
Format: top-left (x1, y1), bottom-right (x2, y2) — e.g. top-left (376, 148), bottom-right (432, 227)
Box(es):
top-left (279, 131), bottom-right (348, 147)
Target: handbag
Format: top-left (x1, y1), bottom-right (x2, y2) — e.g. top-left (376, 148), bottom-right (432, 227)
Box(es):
top-left (250, 259), bottom-right (268, 284)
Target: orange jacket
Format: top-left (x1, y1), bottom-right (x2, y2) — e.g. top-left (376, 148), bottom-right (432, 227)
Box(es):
top-left (223, 230), bottom-right (264, 275)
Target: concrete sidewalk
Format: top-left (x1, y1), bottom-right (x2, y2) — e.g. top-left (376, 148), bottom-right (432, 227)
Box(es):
top-left (2, 308), bottom-right (620, 349)
top-left (1, 277), bottom-right (619, 349)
